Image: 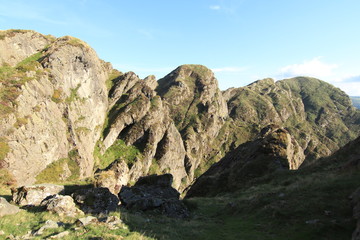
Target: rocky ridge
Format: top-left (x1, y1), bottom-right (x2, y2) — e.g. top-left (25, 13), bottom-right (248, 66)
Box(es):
top-left (0, 30), bottom-right (359, 193)
top-left (186, 124), bottom-right (306, 197)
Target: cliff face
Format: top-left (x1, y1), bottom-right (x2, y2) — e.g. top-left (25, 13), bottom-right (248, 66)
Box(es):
top-left (156, 65), bottom-right (228, 183)
top-left (100, 72), bottom-right (187, 189)
top-left (0, 30), bottom-right (359, 192)
top-left (0, 31), bottom-right (109, 185)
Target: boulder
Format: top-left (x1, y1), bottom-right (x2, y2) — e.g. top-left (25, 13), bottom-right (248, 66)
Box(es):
top-left (11, 184), bottom-right (65, 206)
top-left (33, 220), bottom-right (61, 236)
top-left (119, 174), bottom-right (189, 218)
top-left (41, 194), bottom-right (83, 217)
top-left (94, 159), bottom-right (129, 195)
top-left (75, 216), bottom-right (98, 227)
top-left (72, 187), bottom-right (119, 214)
top-left (100, 216), bottom-right (123, 230)
top-left (0, 197), bottom-right (20, 217)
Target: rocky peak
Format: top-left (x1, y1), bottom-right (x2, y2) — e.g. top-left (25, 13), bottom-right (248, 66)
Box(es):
top-left (1, 30), bottom-right (110, 185)
top-left (100, 71), bottom-right (187, 190)
top-left (156, 64), bottom-right (228, 182)
top-left (0, 30), bottom-right (53, 66)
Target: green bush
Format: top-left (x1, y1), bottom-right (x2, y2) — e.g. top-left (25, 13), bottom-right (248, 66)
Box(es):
top-left (95, 139), bottom-right (142, 169)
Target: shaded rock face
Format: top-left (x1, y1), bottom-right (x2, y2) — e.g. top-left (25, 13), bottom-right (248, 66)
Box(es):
top-left (11, 184), bottom-right (65, 206)
top-left (72, 187), bottom-right (119, 214)
top-left (0, 32), bottom-right (109, 185)
top-left (0, 197), bottom-right (20, 217)
top-left (119, 174), bottom-right (189, 218)
top-left (156, 65), bottom-right (228, 183)
top-left (186, 125), bottom-right (305, 198)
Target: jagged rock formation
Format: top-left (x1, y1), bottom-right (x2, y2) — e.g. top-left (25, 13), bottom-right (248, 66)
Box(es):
top-left (222, 77), bottom-right (360, 163)
top-left (101, 72), bottom-right (187, 189)
top-left (0, 31), bottom-right (109, 185)
top-left (0, 29), bottom-right (359, 193)
top-left (156, 65), bottom-right (228, 183)
top-left (186, 125), bottom-right (306, 197)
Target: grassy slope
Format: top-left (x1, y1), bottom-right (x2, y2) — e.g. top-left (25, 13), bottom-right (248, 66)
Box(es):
top-left (1, 164), bottom-right (357, 240)
top-left (120, 137), bottom-right (360, 240)
top-left (0, 209), bottom-right (154, 240)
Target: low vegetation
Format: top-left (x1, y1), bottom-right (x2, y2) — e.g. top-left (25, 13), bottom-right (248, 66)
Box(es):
top-left (94, 140), bottom-right (142, 169)
top-left (0, 51), bottom-right (45, 117)
top-left (35, 150), bottom-right (80, 184)
top-left (0, 210), bottom-right (152, 240)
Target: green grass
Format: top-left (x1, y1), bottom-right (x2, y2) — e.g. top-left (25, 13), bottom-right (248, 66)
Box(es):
top-left (65, 84), bottom-right (81, 103)
top-left (94, 140), bottom-right (142, 169)
top-left (35, 150), bottom-right (81, 184)
top-left (0, 137), bottom-right (10, 161)
top-left (118, 168), bottom-right (358, 240)
top-left (0, 210), bottom-right (154, 240)
top-left (106, 69), bottom-right (122, 91)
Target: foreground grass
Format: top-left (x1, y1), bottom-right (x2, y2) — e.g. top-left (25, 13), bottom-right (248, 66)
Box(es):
top-left (121, 169), bottom-right (358, 240)
top-left (1, 152), bottom-right (358, 239)
top-left (0, 208), bottom-right (154, 240)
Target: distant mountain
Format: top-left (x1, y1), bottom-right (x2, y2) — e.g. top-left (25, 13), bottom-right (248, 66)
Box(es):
top-left (351, 96), bottom-right (360, 109)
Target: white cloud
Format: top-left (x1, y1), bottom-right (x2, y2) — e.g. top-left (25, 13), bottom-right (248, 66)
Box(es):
top-left (209, 5), bottom-right (221, 10)
top-left (212, 66), bottom-right (247, 73)
top-left (333, 82), bottom-right (360, 96)
top-left (342, 75), bottom-right (360, 83)
top-left (278, 57), bottom-right (338, 79)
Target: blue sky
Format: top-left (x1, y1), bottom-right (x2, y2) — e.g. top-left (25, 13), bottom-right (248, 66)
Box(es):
top-left (1, 0), bottom-right (360, 95)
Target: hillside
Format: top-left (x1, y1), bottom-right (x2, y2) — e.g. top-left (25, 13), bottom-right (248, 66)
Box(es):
top-left (0, 29), bottom-right (360, 239)
top-left (0, 30), bottom-right (359, 192)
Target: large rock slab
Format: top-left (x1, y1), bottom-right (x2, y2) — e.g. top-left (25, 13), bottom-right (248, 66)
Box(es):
top-left (0, 197), bottom-right (20, 217)
top-left (41, 194), bottom-right (83, 217)
top-left (12, 184), bottom-right (65, 206)
top-left (119, 174), bottom-right (189, 218)
top-left (94, 159), bottom-right (129, 195)
top-left (72, 187), bottom-right (119, 214)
